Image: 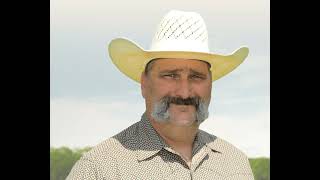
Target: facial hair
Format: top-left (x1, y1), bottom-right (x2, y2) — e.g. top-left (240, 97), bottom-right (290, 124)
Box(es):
top-left (151, 96), bottom-right (209, 124)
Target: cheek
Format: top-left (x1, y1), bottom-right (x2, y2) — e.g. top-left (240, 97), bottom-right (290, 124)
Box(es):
top-left (153, 79), bottom-right (175, 93)
top-left (194, 83), bottom-right (212, 99)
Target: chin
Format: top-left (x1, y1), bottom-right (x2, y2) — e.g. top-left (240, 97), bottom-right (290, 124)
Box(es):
top-left (169, 112), bottom-right (197, 127)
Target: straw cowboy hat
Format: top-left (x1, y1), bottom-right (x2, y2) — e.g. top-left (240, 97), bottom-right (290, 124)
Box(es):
top-left (108, 10), bottom-right (249, 83)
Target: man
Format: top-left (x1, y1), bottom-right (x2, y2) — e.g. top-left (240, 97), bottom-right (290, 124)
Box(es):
top-left (67, 10), bottom-right (254, 179)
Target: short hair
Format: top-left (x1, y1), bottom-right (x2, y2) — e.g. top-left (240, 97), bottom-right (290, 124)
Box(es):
top-left (144, 59), bottom-right (157, 75)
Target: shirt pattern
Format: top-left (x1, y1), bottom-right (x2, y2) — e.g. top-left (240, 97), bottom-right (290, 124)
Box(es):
top-left (66, 113), bottom-right (254, 180)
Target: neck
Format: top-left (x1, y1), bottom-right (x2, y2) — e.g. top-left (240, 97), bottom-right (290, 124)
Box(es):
top-left (148, 114), bottom-right (199, 162)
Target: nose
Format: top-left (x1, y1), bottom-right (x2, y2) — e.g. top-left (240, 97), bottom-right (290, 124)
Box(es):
top-left (174, 79), bottom-right (192, 99)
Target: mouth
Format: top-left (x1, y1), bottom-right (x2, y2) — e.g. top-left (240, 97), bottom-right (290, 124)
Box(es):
top-left (169, 104), bottom-right (196, 112)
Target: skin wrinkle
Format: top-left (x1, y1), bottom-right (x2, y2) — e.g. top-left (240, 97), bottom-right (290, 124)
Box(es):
top-left (144, 58), bottom-right (212, 77)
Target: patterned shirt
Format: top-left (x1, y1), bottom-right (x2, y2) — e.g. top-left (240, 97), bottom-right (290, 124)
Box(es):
top-left (67, 113), bottom-right (254, 180)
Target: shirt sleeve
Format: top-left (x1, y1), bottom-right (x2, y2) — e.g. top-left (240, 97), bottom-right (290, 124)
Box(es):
top-left (239, 155), bottom-right (255, 180)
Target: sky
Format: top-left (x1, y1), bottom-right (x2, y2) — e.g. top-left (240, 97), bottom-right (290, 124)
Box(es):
top-left (50, 0), bottom-right (270, 158)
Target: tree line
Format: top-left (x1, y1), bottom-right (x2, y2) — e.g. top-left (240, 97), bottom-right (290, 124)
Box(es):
top-left (50, 146), bottom-right (269, 180)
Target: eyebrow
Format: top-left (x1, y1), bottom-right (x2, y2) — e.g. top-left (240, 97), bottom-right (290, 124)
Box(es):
top-left (159, 68), bottom-right (207, 76)
top-left (189, 69), bottom-right (207, 77)
top-left (159, 69), bottom-right (183, 74)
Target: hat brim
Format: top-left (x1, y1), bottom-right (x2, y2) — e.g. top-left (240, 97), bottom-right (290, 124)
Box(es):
top-left (108, 38), bottom-right (249, 83)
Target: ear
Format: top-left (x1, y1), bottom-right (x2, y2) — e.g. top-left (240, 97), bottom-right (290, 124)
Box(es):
top-left (141, 73), bottom-right (147, 98)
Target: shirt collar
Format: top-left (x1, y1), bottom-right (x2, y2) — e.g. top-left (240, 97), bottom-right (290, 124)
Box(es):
top-left (197, 129), bottom-right (222, 154)
top-left (136, 113), bottom-right (222, 161)
top-left (136, 113), bottom-right (167, 161)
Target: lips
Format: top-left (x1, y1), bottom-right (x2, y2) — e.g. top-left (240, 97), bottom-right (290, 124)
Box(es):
top-left (169, 104), bottom-right (196, 112)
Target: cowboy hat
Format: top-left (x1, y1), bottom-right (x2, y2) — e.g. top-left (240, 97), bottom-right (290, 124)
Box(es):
top-left (108, 10), bottom-right (249, 83)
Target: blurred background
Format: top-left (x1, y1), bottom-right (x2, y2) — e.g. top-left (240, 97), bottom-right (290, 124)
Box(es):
top-left (50, 0), bottom-right (270, 180)
top-left (50, 0), bottom-right (269, 179)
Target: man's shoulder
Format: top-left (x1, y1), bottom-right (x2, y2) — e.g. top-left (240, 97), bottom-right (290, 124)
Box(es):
top-left (199, 129), bottom-right (253, 175)
top-left (198, 129), bottom-right (248, 158)
top-left (82, 121), bottom-right (141, 162)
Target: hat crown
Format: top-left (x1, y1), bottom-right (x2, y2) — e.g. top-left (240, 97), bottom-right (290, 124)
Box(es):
top-left (150, 10), bottom-right (209, 52)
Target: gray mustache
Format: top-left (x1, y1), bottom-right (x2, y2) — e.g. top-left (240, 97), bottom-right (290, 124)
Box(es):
top-left (151, 95), bottom-right (209, 124)
top-left (162, 96), bottom-right (200, 107)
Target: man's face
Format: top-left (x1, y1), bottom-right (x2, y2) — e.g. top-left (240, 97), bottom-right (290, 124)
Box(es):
top-left (141, 58), bottom-right (212, 127)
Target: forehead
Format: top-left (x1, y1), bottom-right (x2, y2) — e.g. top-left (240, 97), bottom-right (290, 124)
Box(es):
top-left (150, 58), bottom-right (210, 72)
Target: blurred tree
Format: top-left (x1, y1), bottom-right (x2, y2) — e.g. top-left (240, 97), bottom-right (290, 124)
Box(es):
top-left (249, 157), bottom-right (270, 180)
top-left (50, 147), bottom-right (91, 180)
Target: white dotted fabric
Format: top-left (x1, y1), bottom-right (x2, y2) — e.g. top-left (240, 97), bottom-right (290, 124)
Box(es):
top-left (66, 113), bottom-right (254, 180)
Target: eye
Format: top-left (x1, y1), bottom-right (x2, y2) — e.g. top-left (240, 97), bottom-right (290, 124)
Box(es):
top-left (163, 74), bottom-right (178, 79)
top-left (190, 74), bottom-right (205, 80)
